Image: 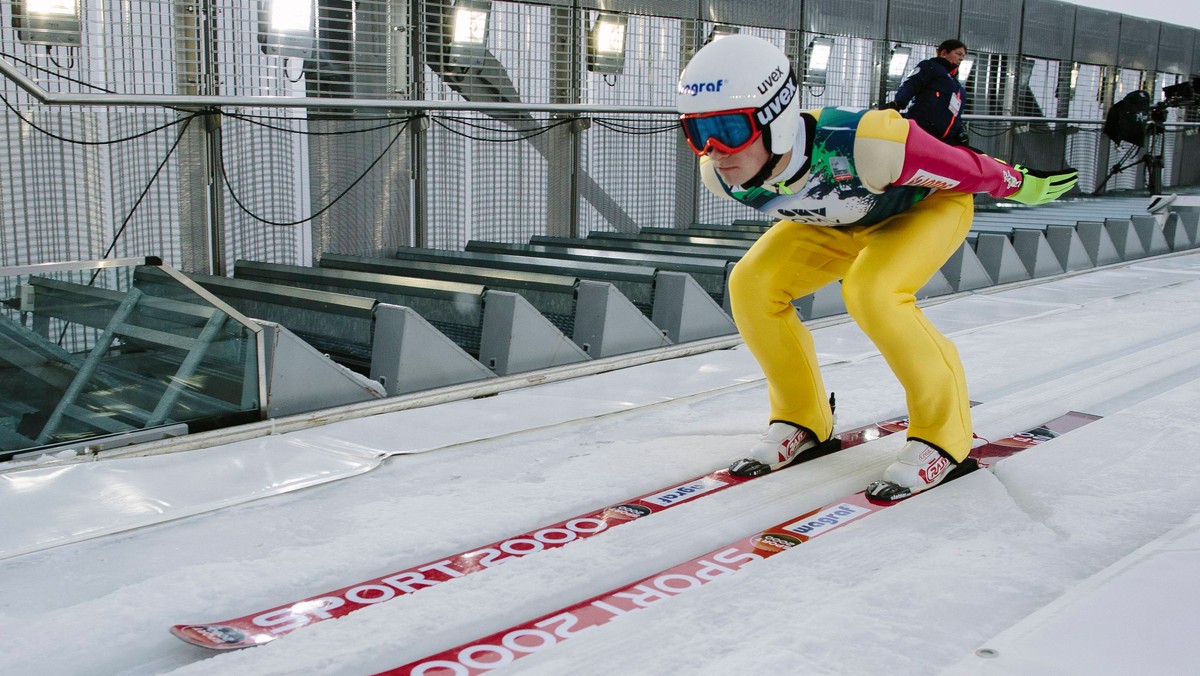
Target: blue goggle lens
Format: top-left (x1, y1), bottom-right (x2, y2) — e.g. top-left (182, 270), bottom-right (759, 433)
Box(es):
top-left (681, 113), bottom-right (756, 153)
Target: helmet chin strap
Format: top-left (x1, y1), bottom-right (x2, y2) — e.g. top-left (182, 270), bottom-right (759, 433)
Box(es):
top-left (741, 152), bottom-right (784, 189)
top-left (742, 112), bottom-right (812, 189)
top-left (739, 125), bottom-right (783, 188)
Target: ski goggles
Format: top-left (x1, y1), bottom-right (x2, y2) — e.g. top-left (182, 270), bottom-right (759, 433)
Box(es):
top-left (679, 108), bottom-right (762, 156)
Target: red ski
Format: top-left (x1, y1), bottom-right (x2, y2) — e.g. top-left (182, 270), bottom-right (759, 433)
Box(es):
top-left (171, 409), bottom-right (919, 650)
top-left (382, 411), bottom-right (1099, 676)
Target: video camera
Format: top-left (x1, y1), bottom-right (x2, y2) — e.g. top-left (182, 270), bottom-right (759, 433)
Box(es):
top-left (1162, 76), bottom-right (1200, 108)
top-left (1104, 76), bottom-right (1200, 147)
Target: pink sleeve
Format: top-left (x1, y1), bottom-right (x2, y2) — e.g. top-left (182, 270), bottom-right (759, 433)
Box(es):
top-left (893, 121), bottom-right (1023, 198)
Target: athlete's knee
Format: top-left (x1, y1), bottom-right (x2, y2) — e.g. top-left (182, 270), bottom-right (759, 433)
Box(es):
top-left (726, 260), bottom-right (753, 307)
top-left (728, 259), bottom-right (791, 316)
top-left (841, 274), bottom-right (911, 323)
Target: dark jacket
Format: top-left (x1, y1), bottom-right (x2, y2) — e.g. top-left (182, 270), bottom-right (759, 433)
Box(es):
top-left (891, 56), bottom-right (966, 143)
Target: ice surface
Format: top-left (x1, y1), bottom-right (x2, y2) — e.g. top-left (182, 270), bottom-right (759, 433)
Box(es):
top-left (3, 254), bottom-right (1200, 676)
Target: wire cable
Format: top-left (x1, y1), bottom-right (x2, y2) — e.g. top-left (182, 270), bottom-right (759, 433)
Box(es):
top-left (220, 118), bottom-right (411, 227)
top-left (430, 115), bottom-right (572, 142)
top-left (95, 115), bottom-right (197, 266)
top-left (0, 50), bottom-right (114, 92)
top-left (58, 116), bottom-right (198, 344)
top-left (592, 117), bottom-right (678, 135)
top-left (223, 110), bottom-right (415, 135)
top-left (0, 91), bottom-right (199, 145)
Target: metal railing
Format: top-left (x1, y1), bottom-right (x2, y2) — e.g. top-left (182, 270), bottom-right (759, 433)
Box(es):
top-left (0, 257), bottom-right (267, 461)
top-left (1, 0), bottom-right (1197, 277)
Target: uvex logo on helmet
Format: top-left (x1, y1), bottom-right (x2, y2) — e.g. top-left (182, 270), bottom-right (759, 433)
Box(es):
top-left (756, 67), bottom-right (785, 95)
top-left (678, 79), bottom-right (725, 97)
top-left (755, 71), bottom-right (797, 126)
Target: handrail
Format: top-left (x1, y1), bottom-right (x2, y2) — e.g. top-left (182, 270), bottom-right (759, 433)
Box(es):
top-left (1, 258), bottom-right (268, 418)
top-left (963, 113), bottom-right (1200, 129)
top-left (0, 256), bottom-right (158, 277)
top-left (0, 57), bottom-right (671, 115)
top-left (5, 57), bottom-right (1199, 129)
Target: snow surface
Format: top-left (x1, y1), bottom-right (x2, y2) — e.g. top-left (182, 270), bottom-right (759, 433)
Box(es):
top-left (5, 252), bottom-right (1200, 676)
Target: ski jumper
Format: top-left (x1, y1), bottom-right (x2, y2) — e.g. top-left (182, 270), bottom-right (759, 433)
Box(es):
top-left (706, 108), bottom-right (1023, 461)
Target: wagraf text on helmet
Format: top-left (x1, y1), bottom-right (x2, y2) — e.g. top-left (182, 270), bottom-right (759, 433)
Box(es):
top-left (678, 79), bottom-right (725, 97)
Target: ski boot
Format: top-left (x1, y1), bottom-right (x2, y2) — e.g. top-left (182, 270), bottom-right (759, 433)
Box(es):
top-left (866, 439), bottom-right (978, 501)
top-left (729, 422), bottom-right (821, 477)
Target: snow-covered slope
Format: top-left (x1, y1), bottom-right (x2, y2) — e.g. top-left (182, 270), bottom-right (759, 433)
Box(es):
top-left (4, 253), bottom-right (1200, 676)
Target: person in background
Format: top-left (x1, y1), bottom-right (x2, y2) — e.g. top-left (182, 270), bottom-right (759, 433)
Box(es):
top-left (677, 35), bottom-right (1076, 500)
top-left (883, 39), bottom-right (970, 147)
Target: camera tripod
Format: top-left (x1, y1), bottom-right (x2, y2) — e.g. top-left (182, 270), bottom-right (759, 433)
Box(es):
top-left (1096, 108), bottom-right (1166, 195)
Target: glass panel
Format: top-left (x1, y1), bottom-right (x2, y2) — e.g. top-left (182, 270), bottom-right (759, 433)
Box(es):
top-left (0, 260), bottom-right (262, 460)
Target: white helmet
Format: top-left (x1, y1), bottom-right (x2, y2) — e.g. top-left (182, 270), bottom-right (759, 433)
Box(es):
top-left (677, 34), bottom-right (801, 156)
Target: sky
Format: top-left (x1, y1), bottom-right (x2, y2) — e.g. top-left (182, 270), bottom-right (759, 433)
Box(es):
top-left (1068, 0), bottom-right (1200, 30)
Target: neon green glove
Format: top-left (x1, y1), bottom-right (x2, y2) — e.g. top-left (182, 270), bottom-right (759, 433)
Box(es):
top-left (1008, 166), bottom-right (1078, 205)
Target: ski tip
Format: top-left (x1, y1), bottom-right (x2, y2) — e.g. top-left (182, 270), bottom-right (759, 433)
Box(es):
top-left (170, 624), bottom-right (258, 650)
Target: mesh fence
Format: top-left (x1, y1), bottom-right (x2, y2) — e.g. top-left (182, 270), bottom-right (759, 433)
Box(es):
top-left (422, 1), bottom-right (560, 248)
top-left (0, 0), bottom-right (1196, 274)
top-left (1155, 71), bottom-right (1187, 187)
top-left (578, 11), bottom-right (684, 236)
top-left (1065, 64), bottom-right (1109, 194)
